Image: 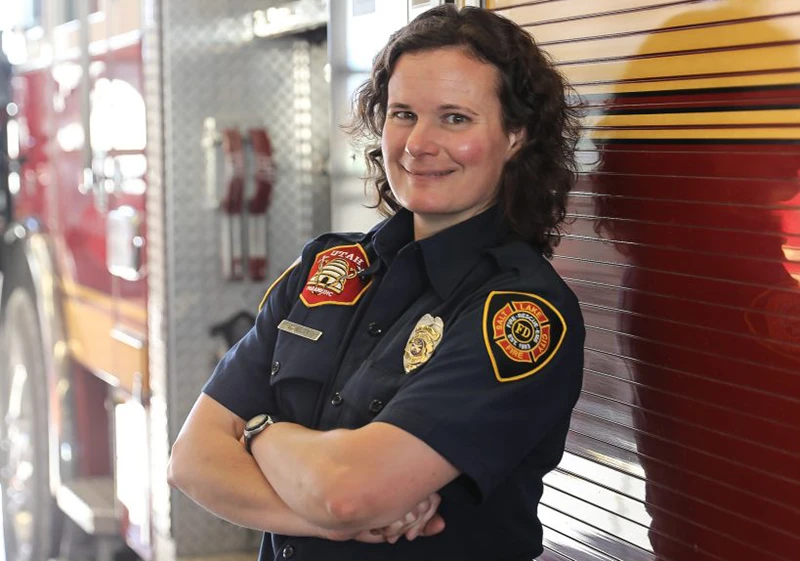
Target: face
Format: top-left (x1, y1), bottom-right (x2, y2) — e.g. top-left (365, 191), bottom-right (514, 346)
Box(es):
top-left (381, 47), bottom-right (523, 239)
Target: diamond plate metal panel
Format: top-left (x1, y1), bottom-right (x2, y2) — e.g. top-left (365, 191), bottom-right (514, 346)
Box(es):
top-left (146, 0), bottom-right (330, 556)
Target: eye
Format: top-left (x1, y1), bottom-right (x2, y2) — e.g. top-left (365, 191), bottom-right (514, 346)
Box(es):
top-left (443, 113), bottom-right (471, 125)
top-left (389, 110), bottom-right (415, 121)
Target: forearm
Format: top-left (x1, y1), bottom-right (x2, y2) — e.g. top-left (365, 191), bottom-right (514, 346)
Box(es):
top-left (168, 428), bottom-right (324, 537)
top-left (252, 422), bottom-right (413, 530)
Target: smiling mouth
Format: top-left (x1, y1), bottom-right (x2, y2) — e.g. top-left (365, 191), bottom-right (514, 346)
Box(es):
top-left (404, 168), bottom-right (455, 178)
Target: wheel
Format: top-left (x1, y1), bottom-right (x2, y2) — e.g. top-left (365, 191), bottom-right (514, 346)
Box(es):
top-left (0, 288), bottom-right (56, 561)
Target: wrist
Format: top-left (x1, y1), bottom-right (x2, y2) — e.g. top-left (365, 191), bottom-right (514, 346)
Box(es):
top-left (243, 413), bottom-right (280, 454)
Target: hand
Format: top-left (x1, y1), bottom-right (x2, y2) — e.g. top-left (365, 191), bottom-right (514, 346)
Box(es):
top-left (322, 528), bottom-right (385, 543)
top-left (379, 492), bottom-right (445, 544)
top-left (320, 493), bottom-right (445, 544)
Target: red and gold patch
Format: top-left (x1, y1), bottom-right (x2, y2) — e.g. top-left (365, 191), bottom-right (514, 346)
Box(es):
top-left (482, 291), bottom-right (567, 383)
top-left (299, 244), bottom-right (372, 308)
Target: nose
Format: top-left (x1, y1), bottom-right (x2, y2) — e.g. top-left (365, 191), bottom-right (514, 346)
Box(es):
top-left (404, 120), bottom-right (440, 158)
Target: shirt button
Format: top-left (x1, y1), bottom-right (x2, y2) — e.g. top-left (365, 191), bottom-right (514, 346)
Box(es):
top-left (270, 361), bottom-right (281, 376)
top-left (367, 322), bottom-right (383, 336)
top-left (282, 544), bottom-right (295, 558)
top-left (331, 392), bottom-right (343, 406)
top-left (368, 399), bottom-right (384, 414)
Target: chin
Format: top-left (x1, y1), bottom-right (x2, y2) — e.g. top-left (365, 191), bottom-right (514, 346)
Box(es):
top-left (398, 198), bottom-right (449, 216)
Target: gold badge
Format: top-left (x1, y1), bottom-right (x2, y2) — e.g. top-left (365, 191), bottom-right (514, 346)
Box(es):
top-left (403, 314), bottom-right (444, 373)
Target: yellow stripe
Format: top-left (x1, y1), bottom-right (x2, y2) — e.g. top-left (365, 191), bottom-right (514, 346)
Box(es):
top-left (492, 0), bottom-right (686, 17)
top-left (493, 0), bottom-right (800, 96)
top-left (587, 127), bottom-right (800, 140)
top-left (64, 296), bottom-right (148, 395)
top-left (574, 70), bottom-right (800, 96)
top-left (61, 279), bottom-right (147, 323)
top-left (558, 44), bottom-right (800, 87)
top-left (258, 259), bottom-right (300, 312)
top-left (500, 0), bottom-right (800, 44)
top-left (542, 16), bottom-right (800, 65)
top-left (584, 109), bottom-right (800, 128)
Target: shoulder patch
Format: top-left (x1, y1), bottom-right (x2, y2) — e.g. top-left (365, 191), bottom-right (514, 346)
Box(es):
top-left (482, 291), bottom-right (567, 383)
top-left (299, 244), bottom-right (372, 308)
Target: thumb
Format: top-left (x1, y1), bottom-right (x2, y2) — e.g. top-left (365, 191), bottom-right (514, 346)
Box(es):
top-left (421, 514), bottom-right (446, 536)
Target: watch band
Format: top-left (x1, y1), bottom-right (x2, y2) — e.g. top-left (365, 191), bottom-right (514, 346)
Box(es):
top-left (244, 413), bottom-right (278, 454)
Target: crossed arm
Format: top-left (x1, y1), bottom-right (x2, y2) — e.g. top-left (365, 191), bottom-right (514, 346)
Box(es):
top-left (168, 393), bottom-right (458, 542)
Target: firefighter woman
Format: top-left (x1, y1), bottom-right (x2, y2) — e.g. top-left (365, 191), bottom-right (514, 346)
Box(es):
top-left (169, 5), bottom-right (585, 560)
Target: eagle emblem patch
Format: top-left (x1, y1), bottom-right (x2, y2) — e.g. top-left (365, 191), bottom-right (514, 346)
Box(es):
top-left (482, 291), bottom-right (566, 382)
top-left (300, 244), bottom-right (371, 307)
top-left (403, 314), bottom-right (444, 373)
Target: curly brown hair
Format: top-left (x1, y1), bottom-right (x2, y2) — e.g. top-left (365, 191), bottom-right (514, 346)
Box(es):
top-left (349, 5), bottom-right (580, 257)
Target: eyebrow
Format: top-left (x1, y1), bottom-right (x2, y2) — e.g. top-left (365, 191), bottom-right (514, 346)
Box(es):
top-left (388, 102), bottom-right (479, 117)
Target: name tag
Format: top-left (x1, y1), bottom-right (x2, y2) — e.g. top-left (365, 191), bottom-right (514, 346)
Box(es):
top-left (278, 319), bottom-right (323, 341)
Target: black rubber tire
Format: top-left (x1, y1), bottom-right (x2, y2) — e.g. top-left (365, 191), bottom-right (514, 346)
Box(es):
top-left (0, 287), bottom-right (57, 561)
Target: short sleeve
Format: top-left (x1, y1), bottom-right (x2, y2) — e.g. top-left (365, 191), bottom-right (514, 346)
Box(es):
top-left (202, 259), bottom-right (303, 421)
top-left (374, 288), bottom-right (585, 500)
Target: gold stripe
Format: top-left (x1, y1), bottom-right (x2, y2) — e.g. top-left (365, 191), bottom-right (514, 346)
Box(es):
top-left (558, 44), bottom-right (800, 87)
top-left (64, 296), bottom-right (148, 395)
top-left (504, 0), bottom-right (800, 44)
top-left (258, 258), bottom-right (300, 312)
top-left (542, 16), bottom-right (800, 65)
top-left (494, 0), bottom-right (800, 96)
top-left (61, 279), bottom-right (147, 323)
top-left (587, 127), bottom-right (800, 140)
top-left (584, 109), bottom-right (800, 128)
top-left (574, 71), bottom-right (800, 96)
top-left (493, 0), bottom-right (684, 18)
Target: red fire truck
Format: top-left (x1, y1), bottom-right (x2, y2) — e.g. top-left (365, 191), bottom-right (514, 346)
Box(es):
top-left (1, 1), bottom-right (799, 561)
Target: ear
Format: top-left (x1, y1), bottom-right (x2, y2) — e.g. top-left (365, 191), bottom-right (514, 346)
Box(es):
top-left (506, 128), bottom-right (526, 160)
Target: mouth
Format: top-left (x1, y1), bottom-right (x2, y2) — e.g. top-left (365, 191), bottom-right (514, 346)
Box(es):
top-left (403, 166), bottom-right (456, 178)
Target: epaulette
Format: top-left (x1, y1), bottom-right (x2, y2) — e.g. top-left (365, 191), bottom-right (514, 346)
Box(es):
top-left (486, 241), bottom-right (547, 275)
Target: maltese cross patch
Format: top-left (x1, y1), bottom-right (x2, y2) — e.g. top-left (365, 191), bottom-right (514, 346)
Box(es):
top-left (482, 291), bottom-right (567, 383)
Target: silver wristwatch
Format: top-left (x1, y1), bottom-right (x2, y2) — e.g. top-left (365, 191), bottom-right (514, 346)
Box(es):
top-left (243, 413), bottom-right (278, 453)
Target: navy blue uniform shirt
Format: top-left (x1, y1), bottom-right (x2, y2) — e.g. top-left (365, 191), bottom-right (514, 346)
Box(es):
top-left (204, 206), bottom-right (585, 561)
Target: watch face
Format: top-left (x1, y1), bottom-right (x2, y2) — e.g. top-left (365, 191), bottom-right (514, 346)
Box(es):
top-left (246, 414), bottom-right (269, 432)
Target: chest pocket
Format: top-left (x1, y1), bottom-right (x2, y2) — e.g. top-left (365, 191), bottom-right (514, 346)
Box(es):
top-left (337, 359), bottom-right (408, 429)
top-left (270, 316), bottom-right (340, 426)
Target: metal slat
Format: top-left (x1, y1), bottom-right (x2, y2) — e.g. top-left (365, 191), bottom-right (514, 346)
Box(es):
top-left (540, 487), bottom-right (652, 552)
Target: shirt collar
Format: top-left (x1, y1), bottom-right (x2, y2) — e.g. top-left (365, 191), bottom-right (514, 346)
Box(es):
top-left (372, 206), bottom-right (507, 300)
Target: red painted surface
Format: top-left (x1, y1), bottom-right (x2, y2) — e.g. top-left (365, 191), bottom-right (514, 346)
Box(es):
top-left (561, 126), bottom-right (800, 560)
top-left (11, 69), bottom-right (50, 224)
top-left (12, 38), bottom-right (148, 493)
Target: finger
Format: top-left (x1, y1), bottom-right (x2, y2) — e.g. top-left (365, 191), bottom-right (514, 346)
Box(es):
top-left (404, 493), bottom-right (442, 541)
top-left (421, 513), bottom-right (446, 536)
top-left (419, 493), bottom-right (441, 524)
top-left (382, 519), bottom-right (408, 540)
top-left (354, 530), bottom-right (386, 544)
top-left (415, 499), bottom-right (430, 515)
top-left (383, 507), bottom-right (420, 538)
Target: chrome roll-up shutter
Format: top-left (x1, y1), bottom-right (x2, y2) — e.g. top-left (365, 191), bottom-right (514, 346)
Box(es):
top-left (487, 2), bottom-right (800, 560)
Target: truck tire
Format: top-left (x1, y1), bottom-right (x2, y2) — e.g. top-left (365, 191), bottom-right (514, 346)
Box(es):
top-left (0, 287), bottom-right (58, 561)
